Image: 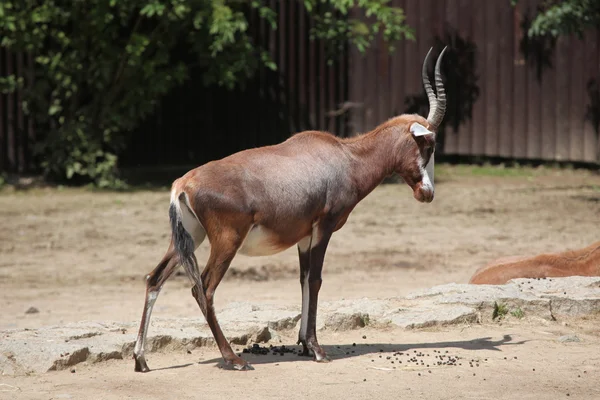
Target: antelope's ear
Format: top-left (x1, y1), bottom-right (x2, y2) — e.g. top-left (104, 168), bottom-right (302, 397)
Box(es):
top-left (410, 122), bottom-right (434, 137)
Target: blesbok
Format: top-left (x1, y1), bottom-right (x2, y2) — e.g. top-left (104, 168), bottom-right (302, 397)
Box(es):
top-left (132, 46), bottom-right (448, 372)
top-left (469, 241), bottom-right (600, 285)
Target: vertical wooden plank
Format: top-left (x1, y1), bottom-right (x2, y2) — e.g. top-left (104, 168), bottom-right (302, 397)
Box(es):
top-left (525, 0), bottom-right (542, 159)
top-left (403, 0), bottom-right (420, 114)
top-left (363, 26), bottom-right (378, 131)
top-left (568, 36), bottom-right (585, 161)
top-left (470, 0), bottom-right (486, 156)
top-left (278, 0), bottom-right (289, 136)
top-left (484, 0), bottom-right (499, 156)
top-left (390, 0), bottom-right (406, 119)
top-left (511, 0), bottom-right (528, 159)
top-left (308, 11), bottom-right (317, 129)
top-left (0, 48), bottom-right (5, 172)
top-left (456, 0), bottom-right (474, 155)
top-left (16, 52), bottom-right (25, 172)
top-left (348, 40), bottom-right (365, 133)
top-left (336, 21), bottom-right (349, 137)
top-left (317, 39), bottom-right (326, 130)
top-left (540, 31), bottom-right (557, 159)
top-left (327, 52), bottom-right (336, 133)
top-left (6, 50), bottom-right (16, 172)
top-left (497, 0), bottom-right (514, 158)
top-left (298, 1), bottom-right (307, 131)
top-left (377, 34), bottom-right (390, 124)
top-left (443, 0), bottom-right (459, 154)
top-left (27, 53), bottom-right (35, 170)
top-left (417, 0), bottom-right (433, 101)
top-left (583, 29), bottom-right (599, 162)
top-left (554, 35), bottom-right (571, 161)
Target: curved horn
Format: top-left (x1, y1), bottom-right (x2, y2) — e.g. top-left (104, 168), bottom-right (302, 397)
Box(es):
top-left (427, 46), bottom-right (448, 130)
top-left (422, 47), bottom-right (437, 124)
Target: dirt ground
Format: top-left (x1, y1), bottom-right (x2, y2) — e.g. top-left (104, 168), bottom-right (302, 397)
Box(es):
top-left (1, 164), bottom-right (600, 399)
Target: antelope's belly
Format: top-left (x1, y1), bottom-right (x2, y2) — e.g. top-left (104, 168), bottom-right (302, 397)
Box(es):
top-left (238, 225), bottom-right (291, 256)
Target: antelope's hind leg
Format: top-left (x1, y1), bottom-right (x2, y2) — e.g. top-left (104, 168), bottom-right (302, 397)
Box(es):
top-left (191, 227), bottom-right (253, 371)
top-left (133, 245), bottom-right (179, 372)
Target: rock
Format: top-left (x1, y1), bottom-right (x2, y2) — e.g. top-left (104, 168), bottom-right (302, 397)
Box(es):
top-left (1, 277), bottom-right (598, 376)
top-left (558, 335), bottom-right (581, 343)
top-left (323, 312), bottom-right (369, 331)
top-left (25, 307), bottom-right (39, 314)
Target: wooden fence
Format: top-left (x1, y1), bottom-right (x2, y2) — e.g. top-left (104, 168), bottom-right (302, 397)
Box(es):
top-left (349, 0), bottom-right (600, 164)
top-left (1, 0), bottom-right (599, 174)
top-left (0, 48), bottom-right (36, 173)
top-left (119, 0), bottom-right (350, 168)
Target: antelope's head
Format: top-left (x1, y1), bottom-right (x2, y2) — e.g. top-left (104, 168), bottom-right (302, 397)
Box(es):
top-left (396, 46), bottom-right (447, 203)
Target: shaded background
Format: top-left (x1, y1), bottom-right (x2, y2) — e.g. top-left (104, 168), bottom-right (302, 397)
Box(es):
top-left (1, 0), bottom-right (599, 176)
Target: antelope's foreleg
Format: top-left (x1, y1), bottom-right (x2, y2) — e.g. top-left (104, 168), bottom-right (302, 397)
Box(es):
top-left (133, 245), bottom-right (178, 372)
top-left (304, 230), bottom-right (333, 363)
top-left (297, 241), bottom-right (311, 357)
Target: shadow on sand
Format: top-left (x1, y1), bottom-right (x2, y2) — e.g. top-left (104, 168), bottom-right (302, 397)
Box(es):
top-left (146, 334), bottom-right (527, 372)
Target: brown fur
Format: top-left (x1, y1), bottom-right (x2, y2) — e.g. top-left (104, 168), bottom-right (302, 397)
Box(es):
top-left (131, 112), bottom-right (438, 372)
top-left (469, 241), bottom-right (600, 285)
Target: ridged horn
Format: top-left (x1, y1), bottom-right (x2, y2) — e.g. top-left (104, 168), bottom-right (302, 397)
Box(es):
top-left (422, 46), bottom-right (448, 131)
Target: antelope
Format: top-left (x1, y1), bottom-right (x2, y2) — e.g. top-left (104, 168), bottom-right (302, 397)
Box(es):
top-left (469, 241), bottom-right (600, 285)
top-left (132, 47), bottom-right (448, 372)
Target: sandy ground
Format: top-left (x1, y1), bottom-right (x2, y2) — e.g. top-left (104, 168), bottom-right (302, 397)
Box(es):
top-left (1, 164), bottom-right (599, 399)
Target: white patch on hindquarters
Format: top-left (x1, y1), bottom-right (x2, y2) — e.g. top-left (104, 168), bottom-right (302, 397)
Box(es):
top-left (171, 189), bottom-right (206, 249)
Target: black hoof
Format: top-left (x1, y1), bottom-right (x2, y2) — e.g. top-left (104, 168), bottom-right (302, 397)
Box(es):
top-left (134, 357), bottom-right (150, 373)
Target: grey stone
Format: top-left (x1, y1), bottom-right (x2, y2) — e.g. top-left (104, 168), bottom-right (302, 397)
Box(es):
top-left (558, 335), bottom-right (581, 343)
top-left (1, 277), bottom-right (598, 376)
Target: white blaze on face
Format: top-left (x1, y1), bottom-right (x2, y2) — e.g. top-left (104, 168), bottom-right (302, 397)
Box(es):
top-left (410, 122), bottom-right (435, 193)
top-left (424, 152), bottom-right (434, 189)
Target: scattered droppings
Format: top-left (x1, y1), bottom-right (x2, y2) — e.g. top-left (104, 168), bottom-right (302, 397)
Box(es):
top-left (362, 335), bottom-right (367, 339)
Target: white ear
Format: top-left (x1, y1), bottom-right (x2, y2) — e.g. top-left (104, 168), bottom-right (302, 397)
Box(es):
top-left (410, 122), bottom-right (434, 137)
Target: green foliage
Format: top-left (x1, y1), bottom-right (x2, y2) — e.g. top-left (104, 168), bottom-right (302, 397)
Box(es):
top-left (492, 302), bottom-right (509, 320)
top-left (510, 307), bottom-right (525, 319)
top-left (305, 0), bottom-right (414, 59)
top-left (0, 0), bottom-right (412, 187)
top-left (511, 0), bottom-right (600, 38)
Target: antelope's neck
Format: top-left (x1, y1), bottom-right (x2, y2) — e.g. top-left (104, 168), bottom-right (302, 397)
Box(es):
top-left (345, 130), bottom-right (398, 200)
